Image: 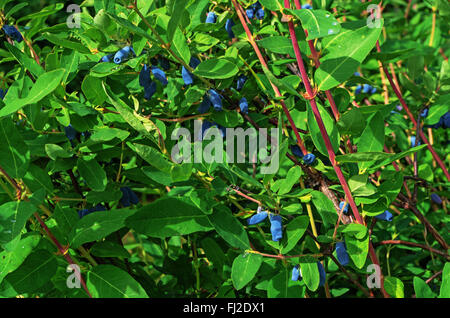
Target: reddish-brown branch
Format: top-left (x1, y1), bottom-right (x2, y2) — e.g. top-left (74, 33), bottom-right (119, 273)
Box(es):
top-left (377, 240), bottom-right (449, 259)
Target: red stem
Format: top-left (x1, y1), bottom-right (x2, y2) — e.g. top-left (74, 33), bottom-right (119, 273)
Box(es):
top-left (376, 41), bottom-right (450, 181)
top-left (232, 0), bottom-right (308, 155)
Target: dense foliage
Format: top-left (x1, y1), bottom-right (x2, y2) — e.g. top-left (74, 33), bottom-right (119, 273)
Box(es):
top-left (0, 0), bottom-right (448, 299)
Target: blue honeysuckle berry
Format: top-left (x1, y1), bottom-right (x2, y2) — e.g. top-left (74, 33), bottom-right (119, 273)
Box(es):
top-left (336, 242), bottom-right (350, 266)
top-left (2, 25), bottom-right (23, 42)
top-left (292, 265), bottom-right (302, 281)
top-left (339, 201), bottom-right (349, 214)
top-left (113, 46), bottom-right (135, 64)
top-left (355, 85), bottom-right (362, 95)
top-left (375, 210), bottom-right (393, 221)
top-left (247, 210), bottom-right (268, 225)
top-left (120, 187), bottom-right (139, 207)
top-left (420, 108), bottom-right (429, 118)
top-left (362, 84), bottom-right (371, 94)
top-left (255, 8), bottom-right (265, 20)
top-left (139, 64), bottom-right (151, 87)
top-left (239, 97), bottom-right (249, 114)
top-left (64, 125), bottom-right (78, 141)
top-left (206, 12), bottom-right (217, 23)
top-left (158, 56), bottom-right (170, 71)
top-left (303, 153), bottom-right (316, 165)
top-left (410, 136), bottom-right (421, 147)
top-left (246, 8), bottom-right (255, 19)
top-left (354, 72), bottom-right (361, 77)
top-left (442, 112), bottom-right (450, 128)
top-left (290, 145), bottom-right (304, 158)
top-left (269, 214), bottom-right (283, 242)
top-left (198, 96), bottom-right (212, 113)
top-left (0, 88), bottom-right (7, 100)
top-left (99, 54), bottom-right (114, 63)
top-left (78, 204), bottom-right (107, 219)
top-left (151, 66), bottom-right (168, 85)
top-left (200, 120), bottom-right (225, 139)
top-left (396, 104), bottom-right (403, 111)
top-left (370, 86), bottom-right (377, 94)
top-left (225, 19), bottom-right (235, 39)
top-left (317, 262), bottom-right (326, 287)
top-left (236, 75), bottom-right (247, 91)
top-left (301, 4), bottom-right (313, 9)
top-left (81, 131), bottom-right (91, 139)
top-left (431, 193), bottom-right (442, 205)
top-left (144, 81), bottom-right (157, 100)
top-left (182, 57), bottom-right (201, 85)
top-left (208, 89), bottom-right (222, 111)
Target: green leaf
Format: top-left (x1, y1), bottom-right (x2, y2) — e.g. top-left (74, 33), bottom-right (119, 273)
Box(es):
top-left (300, 260), bottom-right (320, 291)
top-left (257, 36), bottom-right (295, 56)
top-left (42, 33), bottom-right (91, 54)
top-left (344, 229), bottom-right (369, 269)
top-left (413, 277), bottom-right (436, 298)
top-left (77, 158), bottom-right (107, 192)
top-left (368, 145), bottom-right (427, 171)
top-left (130, 143), bottom-right (173, 173)
top-left (0, 201), bottom-right (36, 247)
top-left (106, 13), bottom-right (157, 44)
top-left (311, 191), bottom-right (337, 227)
top-left (278, 166), bottom-right (302, 195)
top-left (0, 69), bottom-right (65, 118)
top-left (69, 208), bottom-right (136, 248)
top-left (315, 23), bottom-right (383, 91)
top-left (5, 43), bottom-right (44, 78)
top-left (126, 197), bottom-right (213, 238)
top-left (1, 249), bottom-right (57, 295)
top-left (87, 265), bottom-right (148, 298)
top-left (193, 58), bottom-right (239, 79)
top-left (336, 152), bottom-right (393, 163)
top-left (307, 102), bottom-right (340, 156)
top-left (207, 206), bottom-right (250, 250)
top-left (0, 118), bottom-right (30, 178)
top-left (281, 216), bottom-right (309, 254)
top-left (287, 9), bottom-right (341, 40)
top-left (357, 112), bottom-right (385, 170)
top-left (231, 253), bottom-right (263, 290)
top-left (384, 276), bottom-right (405, 298)
top-left (0, 234), bottom-right (40, 285)
top-left (167, 0), bottom-right (187, 42)
top-left (171, 28), bottom-right (191, 65)
top-left (439, 263), bottom-right (450, 298)
top-left (267, 268), bottom-right (303, 297)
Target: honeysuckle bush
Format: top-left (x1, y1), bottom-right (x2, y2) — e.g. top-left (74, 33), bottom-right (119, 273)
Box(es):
top-left (0, 0), bottom-right (449, 299)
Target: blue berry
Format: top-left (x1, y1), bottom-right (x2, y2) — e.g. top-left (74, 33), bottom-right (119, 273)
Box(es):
top-left (246, 8), bottom-right (255, 19)
top-left (113, 46), bottom-right (135, 64)
top-left (339, 201), bottom-right (349, 214)
top-left (354, 72), bottom-right (361, 77)
top-left (64, 125), bottom-right (78, 141)
top-left (0, 88), bottom-right (7, 100)
top-left (198, 96), bottom-right (212, 113)
top-left (151, 66), bottom-right (168, 85)
top-left (247, 211), bottom-right (268, 225)
top-left (255, 8), bottom-right (265, 20)
top-left (336, 242), bottom-right (350, 266)
top-left (158, 56), bottom-right (170, 71)
top-left (362, 84), bottom-right (371, 94)
top-left (301, 4), bottom-right (313, 9)
top-left (143, 82), bottom-right (157, 100)
top-left (370, 86), bottom-right (377, 94)
top-left (292, 265), bottom-right (302, 281)
top-left (2, 25), bottom-right (23, 42)
top-left (317, 262), bottom-right (326, 287)
top-left (375, 210), bottom-right (393, 222)
top-left (236, 75), bottom-right (247, 91)
top-left (239, 97), bottom-right (249, 114)
top-left (269, 214), bottom-right (283, 242)
top-left (78, 204), bottom-right (106, 219)
top-left (99, 54), bottom-right (114, 63)
top-left (411, 136), bottom-right (420, 147)
top-left (355, 85), bottom-right (362, 95)
top-left (120, 187), bottom-right (139, 207)
top-left (420, 108), bottom-right (429, 118)
top-left (139, 64), bottom-right (151, 87)
top-left (290, 145), bottom-right (304, 158)
top-left (206, 12), bottom-right (217, 23)
top-left (431, 193), bottom-right (442, 205)
top-left (182, 57), bottom-right (201, 85)
top-left (207, 89), bottom-right (223, 111)
top-left (225, 19), bottom-right (235, 39)
top-left (303, 153), bottom-right (316, 165)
